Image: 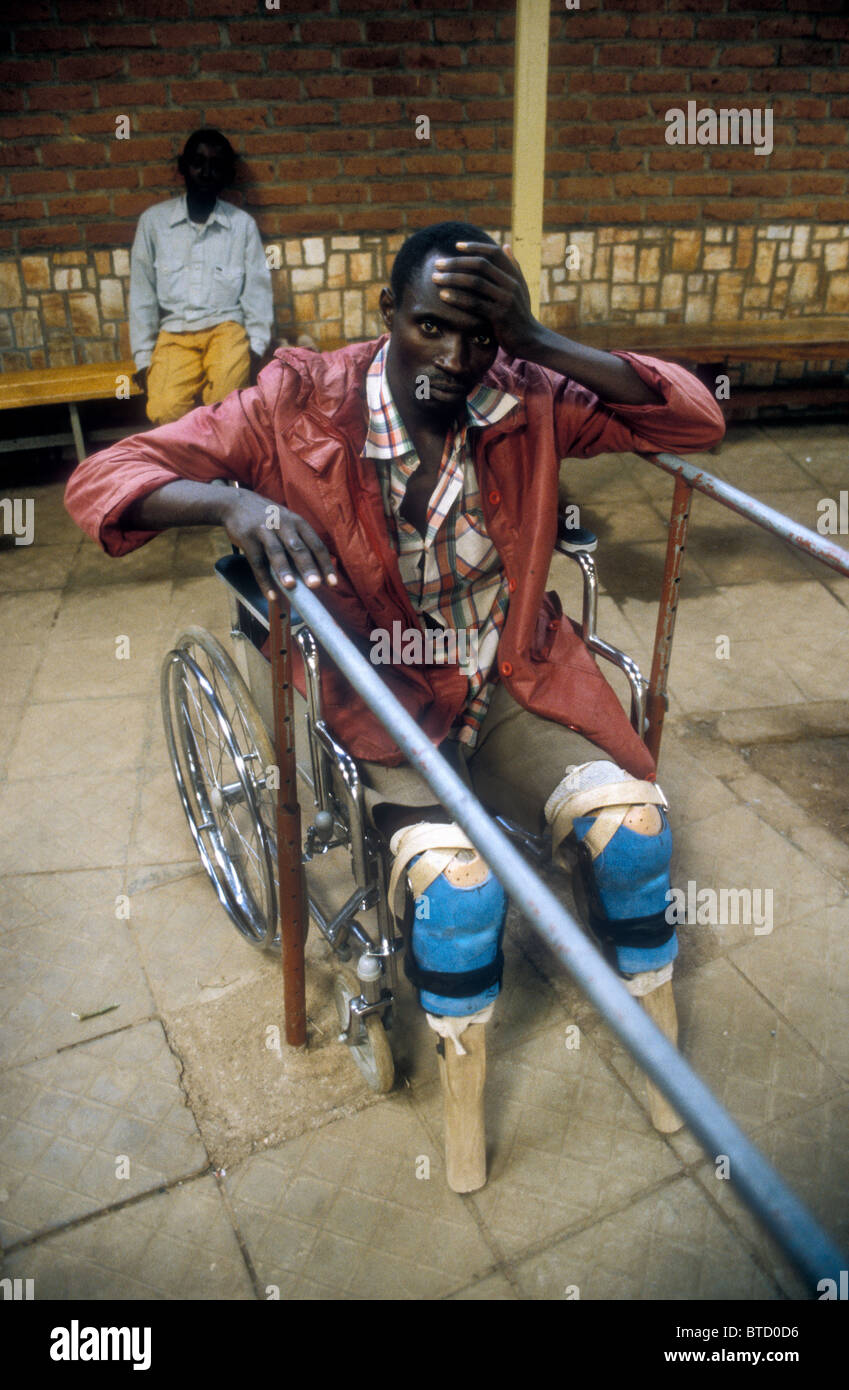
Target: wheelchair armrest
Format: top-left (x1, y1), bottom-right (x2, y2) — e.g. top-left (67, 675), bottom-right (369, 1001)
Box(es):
top-left (554, 531), bottom-right (647, 737)
top-left (214, 553), bottom-right (302, 631)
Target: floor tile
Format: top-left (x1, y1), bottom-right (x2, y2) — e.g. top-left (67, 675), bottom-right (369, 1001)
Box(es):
top-left (127, 762), bottom-right (202, 867)
top-left (0, 1020), bottom-right (207, 1245)
top-left (226, 1098), bottom-right (496, 1299)
top-left (0, 590), bottom-right (63, 647)
top-left (0, 869), bottom-right (154, 1067)
top-left (50, 580), bottom-right (172, 644)
top-left (689, 1092), bottom-right (849, 1300)
top-left (587, 958), bottom-right (840, 1140)
top-left (446, 1270), bottom-right (519, 1300)
top-left (126, 869), bottom-right (271, 1015)
top-left (0, 771), bottom-right (137, 874)
top-left (68, 533), bottom-right (176, 588)
top-left (669, 800), bottom-right (845, 973)
top-left (0, 544), bottom-right (79, 593)
top-left (1, 484), bottom-right (84, 548)
top-left (6, 696), bottom-right (150, 781)
top-left (0, 1175), bottom-right (254, 1299)
top-left (707, 448), bottom-right (817, 493)
top-left (0, 643), bottom-right (43, 708)
top-left (31, 632), bottom-right (163, 702)
top-left (512, 1176), bottom-right (778, 1300)
top-left (731, 900), bottom-right (849, 1082)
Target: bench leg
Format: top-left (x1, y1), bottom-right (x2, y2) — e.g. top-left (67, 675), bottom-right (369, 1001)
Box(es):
top-left (436, 1021), bottom-right (488, 1193)
top-left (68, 402), bottom-right (86, 463)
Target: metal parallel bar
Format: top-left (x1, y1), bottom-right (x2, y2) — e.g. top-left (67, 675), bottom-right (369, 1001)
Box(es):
top-left (645, 472), bottom-right (694, 765)
top-left (641, 450), bottom-right (849, 763)
top-left (645, 451), bottom-right (849, 580)
top-left (269, 593), bottom-right (307, 1047)
top-left (277, 574), bottom-right (846, 1296)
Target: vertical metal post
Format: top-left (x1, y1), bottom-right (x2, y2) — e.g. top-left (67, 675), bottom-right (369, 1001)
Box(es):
top-left (644, 471), bottom-right (693, 765)
top-left (510, 0), bottom-right (550, 314)
top-left (269, 593), bottom-right (307, 1047)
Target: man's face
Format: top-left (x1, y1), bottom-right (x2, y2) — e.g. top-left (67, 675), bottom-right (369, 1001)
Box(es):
top-left (182, 142), bottom-right (230, 198)
top-left (381, 251), bottom-right (499, 418)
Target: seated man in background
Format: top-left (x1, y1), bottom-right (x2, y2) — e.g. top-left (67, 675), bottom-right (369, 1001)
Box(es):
top-left (67, 222), bottom-right (724, 1112)
top-left (130, 128), bottom-right (273, 425)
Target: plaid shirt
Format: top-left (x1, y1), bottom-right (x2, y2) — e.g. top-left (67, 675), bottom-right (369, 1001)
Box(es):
top-left (362, 342), bottom-right (519, 746)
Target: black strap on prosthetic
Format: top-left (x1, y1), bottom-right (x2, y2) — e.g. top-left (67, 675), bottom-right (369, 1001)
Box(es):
top-left (403, 948), bottom-right (505, 999)
top-left (586, 908), bottom-right (672, 948)
top-left (399, 888), bottom-right (504, 998)
top-left (576, 842), bottom-right (675, 949)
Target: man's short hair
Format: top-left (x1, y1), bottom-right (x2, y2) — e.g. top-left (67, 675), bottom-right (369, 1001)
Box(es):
top-left (178, 129), bottom-right (237, 185)
top-left (390, 222), bottom-right (497, 306)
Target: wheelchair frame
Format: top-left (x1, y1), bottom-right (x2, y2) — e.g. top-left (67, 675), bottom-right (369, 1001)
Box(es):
top-left (160, 518), bottom-right (649, 1096)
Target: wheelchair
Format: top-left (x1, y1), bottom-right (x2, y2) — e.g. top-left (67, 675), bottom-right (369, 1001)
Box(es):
top-left (160, 513), bottom-right (650, 1102)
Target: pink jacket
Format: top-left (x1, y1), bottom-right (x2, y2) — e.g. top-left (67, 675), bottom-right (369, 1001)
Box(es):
top-left (65, 336), bottom-right (725, 777)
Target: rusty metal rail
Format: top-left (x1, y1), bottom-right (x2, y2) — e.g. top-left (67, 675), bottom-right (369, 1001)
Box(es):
top-left (271, 568), bottom-right (846, 1297)
top-left (270, 594), bottom-right (308, 1047)
top-left (264, 455), bottom-right (848, 1294)
top-left (643, 450), bottom-right (849, 763)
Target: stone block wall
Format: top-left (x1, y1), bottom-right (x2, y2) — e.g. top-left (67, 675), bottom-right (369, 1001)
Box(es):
top-left (1, 222), bottom-right (847, 391)
top-left (0, 250), bottom-right (131, 370)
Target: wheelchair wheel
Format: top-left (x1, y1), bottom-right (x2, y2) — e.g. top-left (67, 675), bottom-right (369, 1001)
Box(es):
top-left (162, 626), bottom-right (286, 951)
top-left (334, 969), bottom-right (395, 1094)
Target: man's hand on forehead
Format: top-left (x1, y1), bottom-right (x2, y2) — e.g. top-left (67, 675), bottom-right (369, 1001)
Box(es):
top-left (430, 240), bottom-right (540, 360)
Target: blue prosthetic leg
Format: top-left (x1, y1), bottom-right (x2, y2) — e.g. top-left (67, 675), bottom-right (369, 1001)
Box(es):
top-left (388, 824), bottom-right (507, 1017)
top-left (545, 761), bottom-right (676, 976)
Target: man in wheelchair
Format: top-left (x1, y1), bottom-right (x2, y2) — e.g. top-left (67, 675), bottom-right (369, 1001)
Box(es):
top-left (66, 221), bottom-right (724, 1137)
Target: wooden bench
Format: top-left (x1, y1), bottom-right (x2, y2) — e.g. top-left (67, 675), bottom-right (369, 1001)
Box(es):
top-left (0, 361), bottom-right (141, 463)
top-left (2, 318), bottom-right (845, 463)
top-left (580, 316), bottom-right (849, 415)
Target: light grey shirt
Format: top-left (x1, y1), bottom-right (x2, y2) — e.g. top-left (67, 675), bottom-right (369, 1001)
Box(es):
top-left (129, 195), bottom-right (273, 369)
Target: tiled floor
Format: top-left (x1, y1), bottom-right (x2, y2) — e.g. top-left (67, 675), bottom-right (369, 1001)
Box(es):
top-left (1, 417), bottom-right (847, 1300)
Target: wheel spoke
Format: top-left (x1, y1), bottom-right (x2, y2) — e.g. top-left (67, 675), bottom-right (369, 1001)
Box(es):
top-left (163, 635), bottom-right (279, 947)
top-left (183, 675), bottom-right (220, 788)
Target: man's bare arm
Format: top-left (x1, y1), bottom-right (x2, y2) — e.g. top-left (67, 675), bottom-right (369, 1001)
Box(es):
top-left (431, 241), bottom-right (662, 406)
top-left (506, 324), bottom-right (662, 406)
top-left (123, 481), bottom-right (337, 597)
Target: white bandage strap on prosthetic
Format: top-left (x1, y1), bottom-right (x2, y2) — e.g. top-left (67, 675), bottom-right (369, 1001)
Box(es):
top-left (388, 822), bottom-right (484, 923)
top-left (544, 760), bottom-right (668, 862)
top-left (621, 962), bottom-right (673, 997)
top-left (544, 760), bottom-right (676, 984)
top-left (426, 1003), bottom-right (495, 1057)
top-left (389, 821), bottom-right (506, 1021)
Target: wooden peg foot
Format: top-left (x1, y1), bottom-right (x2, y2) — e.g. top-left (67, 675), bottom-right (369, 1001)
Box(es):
top-left (437, 1022), bottom-right (487, 1193)
top-left (640, 978), bottom-right (684, 1134)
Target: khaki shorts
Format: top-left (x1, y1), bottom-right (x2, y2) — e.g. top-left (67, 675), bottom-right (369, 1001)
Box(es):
top-left (360, 681), bottom-right (598, 836)
top-left (146, 320), bottom-right (250, 425)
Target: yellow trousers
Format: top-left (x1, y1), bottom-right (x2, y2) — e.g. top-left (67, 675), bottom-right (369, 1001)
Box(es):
top-left (145, 320), bottom-right (250, 425)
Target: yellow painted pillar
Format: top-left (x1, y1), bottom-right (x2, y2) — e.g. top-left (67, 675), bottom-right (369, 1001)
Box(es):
top-left (510, 0), bottom-right (551, 315)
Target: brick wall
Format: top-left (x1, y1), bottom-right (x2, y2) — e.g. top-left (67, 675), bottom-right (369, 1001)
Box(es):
top-left (1, 0), bottom-right (848, 374)
top-left (3, 0), bottom-right (848, 250)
